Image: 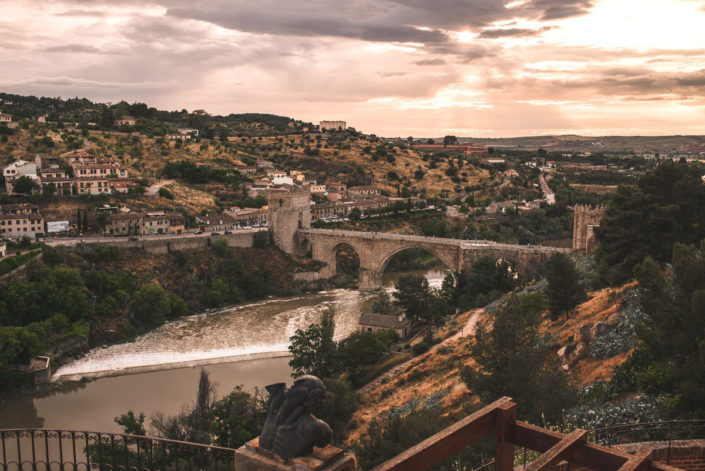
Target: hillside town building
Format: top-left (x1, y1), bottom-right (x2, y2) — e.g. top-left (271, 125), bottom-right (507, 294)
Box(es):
top-left (0, 113), bottom-right (12, 123)
top-left (3, 153), bottom-right (136, 195)
top-left (115, 116), bottom-right (136, 126)
top-left (3, 160), bottom-right (38, 193)
top-left (348, 185), bottom-right (381, 197)
top-left (0, 204), bottom-right (45, 238)
top-left (358, 313), bottom-right (411, 339)
top-left (107, 211), bottom-right (185, 236)
top-left (319, 120), bottom-right (346, 131)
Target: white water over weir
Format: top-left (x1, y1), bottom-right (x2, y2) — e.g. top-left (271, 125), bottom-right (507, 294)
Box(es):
top-left (52, 269), bottom-right (447, 382)
top-left (53, 289), bottom-right (369, 381)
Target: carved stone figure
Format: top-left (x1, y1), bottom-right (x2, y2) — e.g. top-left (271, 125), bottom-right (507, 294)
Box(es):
top-left (260, 376), bottom-right (333, 460)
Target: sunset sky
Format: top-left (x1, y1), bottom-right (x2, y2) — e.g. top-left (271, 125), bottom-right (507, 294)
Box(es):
top-left (2, 0), bottom-right (705, 137)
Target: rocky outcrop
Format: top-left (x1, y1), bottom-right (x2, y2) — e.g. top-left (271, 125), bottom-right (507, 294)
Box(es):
top-left (558, 321), bottom-right (615, 370)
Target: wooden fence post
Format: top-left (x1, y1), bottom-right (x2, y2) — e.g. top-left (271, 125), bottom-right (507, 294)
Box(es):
top-left (495, 400), bottom-right (517, 471)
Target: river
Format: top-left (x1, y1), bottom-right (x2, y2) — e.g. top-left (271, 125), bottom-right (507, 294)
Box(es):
top-left (0, 269), bottom-right (447, 433)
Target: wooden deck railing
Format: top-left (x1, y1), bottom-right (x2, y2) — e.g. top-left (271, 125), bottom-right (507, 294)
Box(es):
top-left (371, 397), bottom-right (684, 471)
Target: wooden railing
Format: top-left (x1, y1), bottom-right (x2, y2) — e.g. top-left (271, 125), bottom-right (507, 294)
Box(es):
top-left (371, 397), bottom-right (684, 471)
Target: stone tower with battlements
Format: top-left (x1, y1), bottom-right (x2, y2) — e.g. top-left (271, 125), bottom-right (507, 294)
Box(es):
top-left (572, 204), bottom-right (606, 252)
top-left (267, 186), bottom-right (311, 255)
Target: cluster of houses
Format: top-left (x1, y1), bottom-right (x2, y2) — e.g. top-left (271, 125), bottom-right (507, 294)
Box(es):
top-left (0, 203), bottom-right (45, 238)
top-left (243, 161), bottom-right (392, 221)
top-left (3, 153), bottom-right (138, 196)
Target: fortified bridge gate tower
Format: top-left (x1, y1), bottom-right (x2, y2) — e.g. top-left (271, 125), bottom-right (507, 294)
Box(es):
top-left (267, 187), bottom-right (570, 291)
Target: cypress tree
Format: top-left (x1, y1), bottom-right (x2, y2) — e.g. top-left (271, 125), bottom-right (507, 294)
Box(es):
top-left (545, 253), bottom-right (585, 321)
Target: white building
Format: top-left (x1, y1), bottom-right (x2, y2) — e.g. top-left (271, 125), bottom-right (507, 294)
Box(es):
top-left (3, 160), bottom-right (38, 193)
top-left (0, 113), bottom-right (12, 123)
top-left (272, 176), bottom-right (294, 185)
top-left (319, 120), bottom-right (346, 131)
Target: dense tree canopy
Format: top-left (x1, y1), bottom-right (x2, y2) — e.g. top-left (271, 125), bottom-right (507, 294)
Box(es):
top-left (633, 241), bottom-right (705, 417)
top-left (596, 160), bottom-right (705, 284)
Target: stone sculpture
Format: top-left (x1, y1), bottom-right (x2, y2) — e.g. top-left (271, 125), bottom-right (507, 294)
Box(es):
top-left (260, 376), bottom-right (333, 460)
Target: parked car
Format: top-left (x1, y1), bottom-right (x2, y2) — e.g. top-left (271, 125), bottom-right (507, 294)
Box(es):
top-left (211, 231), bottom-right (220, 236)
top-left (128, 236), bottom-right (139, 241)
top-left (195, 230), bottom-right (203, 234)
top-left (224, 230), bottom-right (232, 235)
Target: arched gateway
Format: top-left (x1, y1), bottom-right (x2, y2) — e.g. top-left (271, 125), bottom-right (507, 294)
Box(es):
top-left (267, 187), bottom-right (570, 290)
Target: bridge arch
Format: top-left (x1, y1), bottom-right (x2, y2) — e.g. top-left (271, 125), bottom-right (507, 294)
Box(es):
top-left (369, 245), bottom-right (455, 289)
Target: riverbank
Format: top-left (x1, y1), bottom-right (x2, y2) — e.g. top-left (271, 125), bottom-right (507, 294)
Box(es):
top-left (0, 241), bottom-right (343, 392)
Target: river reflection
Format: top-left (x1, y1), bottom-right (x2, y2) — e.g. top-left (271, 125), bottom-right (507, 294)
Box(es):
top-left (0, 268), bottom-right (447, 432)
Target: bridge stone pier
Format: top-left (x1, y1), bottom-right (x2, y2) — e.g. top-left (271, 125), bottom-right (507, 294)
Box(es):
top-left (267, 187), bottom-right (571, 291)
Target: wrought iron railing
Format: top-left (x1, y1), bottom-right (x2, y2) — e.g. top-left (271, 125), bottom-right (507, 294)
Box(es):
top-left (588, 419), bottom-right (705, 447)
top-left (0, 429), bottom-right (236, 471)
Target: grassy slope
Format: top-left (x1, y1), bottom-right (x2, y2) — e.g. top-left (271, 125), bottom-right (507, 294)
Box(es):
top-left (345, 282), bottom-right (636, 446)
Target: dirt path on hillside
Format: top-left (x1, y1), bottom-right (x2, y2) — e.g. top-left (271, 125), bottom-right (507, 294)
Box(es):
top-left (357, 308), bottom-right (484, 395)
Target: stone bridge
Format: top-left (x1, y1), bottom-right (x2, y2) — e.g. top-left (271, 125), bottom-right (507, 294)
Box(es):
top-left (267, 187), bottom-right (571, 291)
top-left (297, 228), bottom-right (571, 290)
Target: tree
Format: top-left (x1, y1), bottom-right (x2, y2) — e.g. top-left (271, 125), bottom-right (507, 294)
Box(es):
top-left (633, 241), bottom-right (705, 416)
top-left (96, 212), bottom-right (110, 230)
top-left (82, 211), bottom-right (88, 232)
top-left (13, 176), bottom-right (35, 195)
top-left (288, 309), bottom-right (340, 378)
top-left (545, 253), bottom-right (585, 320)
top-left (210, 387), bottom-right (266, 448)
top-left (252, 230), bottom-right (269, 248)
top-left (42, 182), bottom-right (56, 198)
top-left (461, 294), bottom-right (576, 423)
top-left (76, 209), bottom-right (82, 232)
top-left (371, 291), bottom-right (398, 315)
top-left (443, 135), bottom-right (458, 146)
top-left (393, 274), bottom-right (432, 322)
top-left (130, 284), bottom-right (171, 325)
top-left (313, 377), bottom-right (357, 444)
top-left (0, 326), bottom-right (40, 366)
top-left (338, 330), bottom-right (386, 378)
top-left (190, 369), bottom-right (215, 443)
top-left (115, 411), bottom-right (146, 436)
top-left (349, 207), bottom-right (361, 222)
top-left (595, 161), bottom-right (705, 284)
top-left (353, 407), bottom-right (447, 470)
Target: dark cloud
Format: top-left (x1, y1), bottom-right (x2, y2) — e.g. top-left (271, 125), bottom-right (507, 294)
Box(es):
top-left (414, 58), bottom-right (446, 66)
top-left (478, 26), bottom-right (555, 38)
top-left (676, 70), bottom-right (705, 87)
top-left (165, 3), bottom-right (448, 44)
top-left (45, 44), bottom-right (103, 53)
top-left (161, 0), bottom-right (593, 46)
top-left (55, 9), bottom-right (110, 17)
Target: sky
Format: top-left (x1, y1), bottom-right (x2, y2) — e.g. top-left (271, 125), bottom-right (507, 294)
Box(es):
top-left (1, 0), bottom-right (705, 137)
